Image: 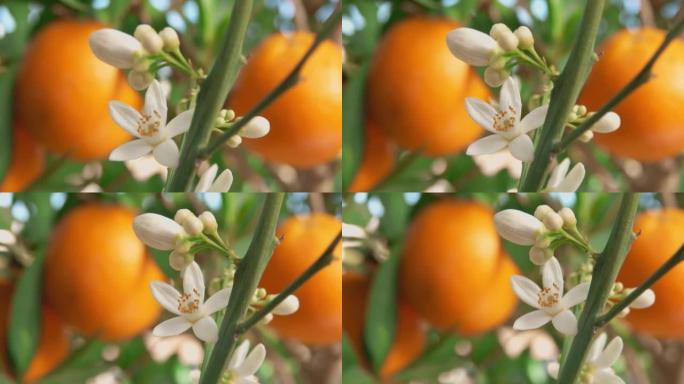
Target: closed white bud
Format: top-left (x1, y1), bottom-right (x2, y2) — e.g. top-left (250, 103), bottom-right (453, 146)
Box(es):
top-left (226, 135), bottom-right (242, 148)
top-left (542, 212), bottom-right (564, 231)
top-left (182, 216), bottom-right (204, 236)
top-left (261, 313), bottom-right (274, 325)
top-left (576, 105), bottom-right (588, 117)
top-left (618, 307), bottom-right (631, 318)
top-left (169, 250), bottom-right (193, 271)
top-left (490, 23), bottom-right (518, 51)
top-left (240, 116), bottom-right (270, 138)
top-left (558, 208), bottom-right (577, 227)
top-left (89, 29), bottom-right (142, 69)
top-left (159, 27), bottom-right (180, 51)
top-left (446, 27), bottom-right (499, 66)
top-left (272, 295), bottom-right (299, 315)
top-left (534, 205), bottom-right (554, 221)
top-left (529, 246), bottom-right (553, 266)
top-left (133, 213), bottom-right (184, 250)
top-left (484, 66), bottom-right (508, 87)
top-left (579, 130), bottom-right (594, 143)
top-left (199, 211), bottom-right (218, 232)
top-left (174, 240), bottom-right (191, 254)
top-left (134, 24), bottom-right (163, 54)
top-left (494, 209), bottom-right (545, 246)
top-left (489, 55), bottom-right (507, 70)
top-left (514, 26), bottom-right (534, 49)
top-left (591, 111), bottom-right (621, 133)
top-left (127, 70), bottom-right (153, 91)
top-left (174, 208), bottom-right (195, 224)
top-left (629, 288), bottom-right (655, 309)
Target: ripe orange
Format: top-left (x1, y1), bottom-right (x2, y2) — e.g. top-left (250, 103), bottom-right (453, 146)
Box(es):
top-left (259, 213), bottom-right (342, 345)
top-left (399, 199), bottom-right (519, 333)
top-left (229, 32), bottom-right (342, 168)
top-left (618, 208), bottom-right (684, 338)
top-left (0, 283), bottom-right (70, 382)
top-left (15, 19), bottom-right (141, 160)
top-left (367, 17), bottom-right (490, 156)
top-left (581, 28), bottom-right (684, 161)
top-left (0, 124), bottom-right (45, 192)
top-left (43, 203), bottom-right (163, 341)
top-left (343, 272), bottom-right (425, 380)
top-left (347, 120), bottom-right (396, 192)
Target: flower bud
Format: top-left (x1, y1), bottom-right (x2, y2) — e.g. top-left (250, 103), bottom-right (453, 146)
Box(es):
top-left (127, 70), bottom-right (153, 91)
top-left (182, 216), bottom-right (204, 236)
top-left (174, 208), bottom-right (195, 224)
top-left (159, 27), bottom-right (180, 51)
top-left (175, 240), bottom-right (192, 254)
top-left (446, 27), bottom-right (499, 66)
top-left (484, 67), bottom-right (508, 87)
top-left (226, 135), bottom-right (242, 148)
top-left (240, 116), bottom-right (270, 138)
top-left (169, 250), bottom-right (193, 271)
top-left (576, 105), bottom-right (587, 116)
top-left (591, 111), bottom-right (621, 133)
top-left (134, 24), bottom-right (163, 54)
top-left (133, 213), bottom-right (184, 250)
top-left (489, 55), bottom-right (507, 70)
top-left (579, 130), bottom-right (594, 143)
top-left (514, 26), bottom-right (534, 49)
top-left (272, 295), bottom-right (300, 315)
top-left (558, 207), bottom-right (577, 227)
top-left (529, 246), bottom-right (553, 266)
top-left (618, 307), bottom-right (631, 318)
top-left (494, 209), bottom-right (545, 246)
top-left (199, 211), bottom-right (218, 232)
top-left (629, 288), bottom-right (655, 309)
top-left (542, 212), bottom-right (564, 231)
top-left (89, 28), bottom-right (142, 69)
top-left (261, 313), bottom-right (274, 325)
top-left (534, 205), bottom-right (554, 221)
top-left (490, 23), bottom-right (518, 51)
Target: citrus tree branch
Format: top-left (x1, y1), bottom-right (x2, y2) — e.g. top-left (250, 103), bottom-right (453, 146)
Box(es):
top-left (557, 193), bottom-right (640, 383)
top-left (519, 0), bottom-right (607, 191)
top-left (555, 15), bottom-right (684, 152)
top-left (236, 230), bottom-right (341, 333)
top-left (166, 0), bottom-right (254, 191)
top-left (200, 193), bottom-right (284, 384)
top-left (200, 5), bottom-right (341, 158)
top-left (595, 244), bottom-right (684, 327)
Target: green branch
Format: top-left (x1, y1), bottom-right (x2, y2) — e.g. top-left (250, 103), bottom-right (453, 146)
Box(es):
top-left (200, 6), bottom-right (341, 157)
top-left (595, 244), bottom-right (684, 327)
top-left (166, 0), bottom-right (254, 191)
top-left (236, 230), bottom-right (341, 333)
top-left (519, 0), bottom-right (607, 191)
top-left (200, 193), bottom-right (284, 384)
top-left (557, 193), bottom-right (640, 383)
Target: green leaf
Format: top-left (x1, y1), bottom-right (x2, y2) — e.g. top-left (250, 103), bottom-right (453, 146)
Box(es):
top-left (363, 245), bottom-right (401, 372)
top-left (341, 62), bottom-right (369, 190)
top-left (39, 339), bottom-right (109, 383)
top-left (0, 67), bottom-right (14, 183)
top-left (392, 334), bottom-right (469, 381)
top-left (342, 366), bottom-right (376, 384)
top-left (377, 193), bottom-right (409, 241)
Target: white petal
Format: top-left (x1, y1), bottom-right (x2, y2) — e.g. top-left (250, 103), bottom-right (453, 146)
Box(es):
top-left (153, 139), bottom-right (180, 168)
top-left (547, 362), bottom-right (559, 379)
top-left (466, 135), bottom-right (508, 156)
top-left (509, 134), bottom-right (534, 162)
top-left (272, 295), bottom-right (299, 316)
top-left (109, 139), bottom-right (152, 161)
top-left (144, 80), bottom-right (168, 124)
top-left (560, 282), bottom-right (591, 308)
top-left (150, 281), bottom-right (182, 315)
top-left (588, 333), bottom-right (608, 362)
top-left (510, 275), bottom-right (542, 308)
top-left (542, 256), bottom-right (564, 293)
top-left (593, 369), bottom-right (625, 384)
top-left (591, 112), bottom-right (621, 133)
top-left (518, 105), bottom-right (549, 133)
top-left (134, 213), bottom-right (184, 250)
top-left (208, 169), bottom-right (234, 192)
top-left (195, 164), bottom-right (218, 192)
top-left (595, 337), bottom-right (623, 369)
top-left (202, 287), bottom-right (232, 315)
top-left (152, 316), bottom-right (192, 337)
top-left (500, 77), bottom-right (522, 122)
top-left (446, 28), bottom-right (498, 66)
top-left (165, 109), bottom-right (194, 138)
top-left (630, 288), bottom-right (655, 309)
top-left (465, 97), bottom-right (497, 132)
top-left (229, 340), bottom-right (250, 369)
top-left (109, 101), bottom-right (143, 137)
top-left (237, 344), bottom-right (266, 377)
top-left (192, 316), bottom-right (218, 343)
top-left (240, 116), bottom-right (270, 138)
top-left (551, 309), bottom-right (578, 335)
top-left (546, 158), bottom-right (570, 190)
top-left (183, 261), bottom-right (205, 303)
top-left (495, 209), bottom-right (544, 246)
top-left (89, 29), bottom-right (141, 69)
top-left (513, 310), bottom-right (551, 330)
top-left (554, 163), bottom-right (585, 192)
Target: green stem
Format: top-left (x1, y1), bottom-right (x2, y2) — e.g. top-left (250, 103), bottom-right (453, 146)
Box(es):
top-left (557, 193), bottom-right (640, 383)
top-left (519, 0), bottom-right (607, 191)
top-left (200, 6), bottom-right (341, 157)
top-left (236, 230), bottom-right (341, 333)
top-left (595, 244), bottom-right (684, 327)
top-left (200, 193), bottom-right (285, 384)
top-left (166, 0), bottom-right (254, 191)
top-left (555, 15), bottom-right (684, 152)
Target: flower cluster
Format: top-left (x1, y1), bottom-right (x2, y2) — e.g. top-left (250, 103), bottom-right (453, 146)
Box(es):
top-left (548, 333), bottom-right (625, 384)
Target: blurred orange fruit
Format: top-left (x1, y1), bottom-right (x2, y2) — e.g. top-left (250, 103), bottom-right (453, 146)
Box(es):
top-left (0, 125), bottom-right (44, 192)
top-left (259, 213), bottom-right (342, 345)
top-left (367, 17), bottom-right (490, 156)
top-left (0, 284), bottom-right (70, 382)
top-left (581, 28), bottom-right (684, 161)
top-left (15, 19), bottom-right (141, 160)
top-left (399, 199), bottom-right (518, 333)
top-left (618, 208), bottom-right (684, 338)
top-left (43, 203), bottom-right (163, 341)
top-left (348, 120), bottom-right (395, 192)
top-left (343, 272), bottom-right (425, 380)
top-left (229, 32), bottom-right (342, 167)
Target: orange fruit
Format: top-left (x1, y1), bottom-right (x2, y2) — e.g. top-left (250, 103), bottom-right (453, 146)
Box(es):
top-left (367, 17), bottom-right (490, 156)
top-left (0, 284), bottom-right (70, 383)
top-left (0, 124), bottom-right (45, 192)
top-left (259, 213), bottom-right (342, 345)
top-left (347, 120), bottom-right (396, 192)
top-left (581, 28), bottom-right (684, 161)
top-left (343, 272), bottom-right (425, 380)
top-left (43, 203), bottom-right (163, 341)
top-left (229, 32), bottom-right (342, 168)
top-left (399, 199), bottom-right (518, 333)
top-left (15, 19), bottom-right (141, 160)
top-left (618, 208), bottom-right (684, 338)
